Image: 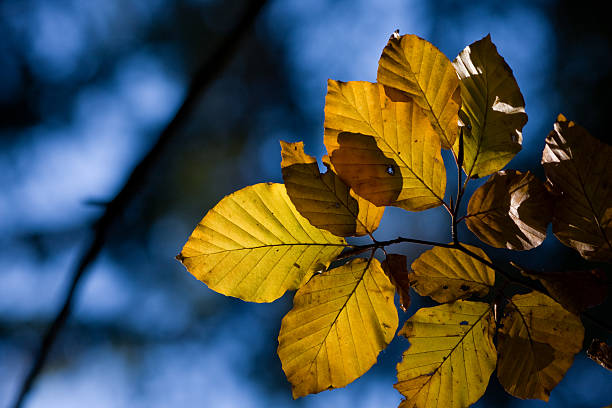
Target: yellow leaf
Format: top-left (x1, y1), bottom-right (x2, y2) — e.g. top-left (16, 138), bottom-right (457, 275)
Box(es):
top-left (324, 80), bottom-right (446, 211)
top-left (452, 34), bottom-right (528, 178)
top-left (395, 301), bottom-right (496, 408)
top-left (409, 244), bottom-right (495, 303)
top-left (280, 140), bottom-right (384, 237)
top-left (542, 115), bottom-right (612, 261)
top-left (466, 170), bottom-right (553, 250)
top-left (278, 258), bottom-right (398, 398)
top-left (177, 183), bottom-right (346, 302)
top-left (497, 291), bottom-right (584, 401)
top-left (377, 33), bottom-right (461, 149)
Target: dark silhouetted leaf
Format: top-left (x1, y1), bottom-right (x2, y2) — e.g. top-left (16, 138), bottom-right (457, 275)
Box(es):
top-left (280, 140), bottom-right (384, 237)
top-left (409, 244), bottom-right (495, 303)
top-left (323, 80), bottom-right (446, 211)
top-left (178, 183), bottom-right (346, 302)
top-left (278, 258), bottom-right (398, 398)
top-left (377, 33), bottom-right (461, 149)
top-left (395, 301), bottom-right (496, 407)
top-left (382, 254), bottom-right (411, 311)
top-left (466, 170), bottom-right (553, 250)
top-left (453, 34), bottom-right (527, 178)
top-left (497, 291), bottom-right (584, 401)
top-left (542, 115), bottom-right (612, 261)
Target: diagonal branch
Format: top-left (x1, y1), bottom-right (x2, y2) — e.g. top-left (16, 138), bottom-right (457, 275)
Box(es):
top-left (10, 2), bottom-right (268, 407)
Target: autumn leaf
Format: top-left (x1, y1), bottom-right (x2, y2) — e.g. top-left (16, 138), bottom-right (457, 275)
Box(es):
top-left (452, 34), bottom-right (527, 178)
top-left (587, 339), bottom-right (612, 372)
top-left (520, 267), bottom-right (608, 314)
top-left (177, 183), bottom-right (346, 302)
top-left (277, 258), bottom-right (398, 398)
top-left (395, 301), bottom-right (496, 408)
top-left (542, 115), bottom-right (612, 261)
top-left (280, 140), bottom-right (383, 237)
top-left (377, 33), bottom-right (461, 149)
top-left (466, 170), bottom-right (553, 250)
top-left (324, 80), bottom-right (446, 211)
top-left (409, 244), bottom-right (495, 303)
top-left (381, 254), bottom-right (411, 312)
top-left (497, 291), bottom-right (584, 401)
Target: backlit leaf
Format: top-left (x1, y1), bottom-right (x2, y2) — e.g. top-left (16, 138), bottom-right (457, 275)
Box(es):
top-left (324, 80), bottom-right (446, 211)
top-left (381, 254), bottom-right (411, 312)
top-left (178, 183), bottom-right (346, 302)
top-left (520, 268), bottom-right (608, 314)
top-left (395, 301), bottom-right (496, 408)
top-left (466, 170), bottom-right (553, 250)
top-left (542, 115), bottom-right (612, 261)
top-left (377, 33), bottom-right (461, 149)
top-left (280, 140), bottom-right (384, 237)
top-left (409, 244), bottom-right (495, 303)
top-left (278, 258), bottom-right (398, 398)
top-left (497, 291), bottom-right (584, 401)
top-left (587, 339), bottom-right (612, 372)
top-left (452, 34), bottom-right (528, 178)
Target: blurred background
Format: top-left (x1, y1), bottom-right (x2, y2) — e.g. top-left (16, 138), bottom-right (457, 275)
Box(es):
top-left (1, 0), bottom-right (610, 407)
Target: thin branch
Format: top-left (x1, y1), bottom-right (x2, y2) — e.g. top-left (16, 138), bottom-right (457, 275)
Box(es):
top-left (10, 2), bottom-right (268, 408)
top-left (337, 236), bottom-right (455, 260)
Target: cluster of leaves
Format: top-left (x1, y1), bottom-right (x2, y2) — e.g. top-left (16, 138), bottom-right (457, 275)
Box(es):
top-left (177, 32), bottom-right (612, 407)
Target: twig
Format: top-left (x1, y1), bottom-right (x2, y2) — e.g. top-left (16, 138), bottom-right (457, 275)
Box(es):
top-left (10, 2), bottom-right (268, 407)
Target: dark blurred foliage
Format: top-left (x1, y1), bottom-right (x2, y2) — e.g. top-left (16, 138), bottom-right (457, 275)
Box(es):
top-left (0, 0), bottom-right (610, 407)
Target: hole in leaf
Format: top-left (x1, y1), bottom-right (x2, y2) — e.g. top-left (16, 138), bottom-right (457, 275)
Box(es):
top-left (442, 285), bottom-right (449, 289)
top-left (460, 284), bottom-right (470, 291)
top-left (459, 321), bottom-right (469, 326)
top-left (386, 165), bottom-right (395, 175)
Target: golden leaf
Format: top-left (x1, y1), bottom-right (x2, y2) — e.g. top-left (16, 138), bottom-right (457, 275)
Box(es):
top-left (497, 291), bottom-right (584, 401)
top-left (381, 253), bottom-right (411, 312)
top-left (452, 34), bottom-right (527, 178)
top-left (278, 258), bottom-right (398, 398)
top-left (280, 140), bottom-right (384, 237)
top-left (466, 170), bottom-right (553, 250)
top-left (324, 80), bottom-right (446, 211)
top-left (395, 301), bottom-right (496, 408)
top-left (377, 33), bottom-right (461, 149)
top-left (409, 244), bottom-right (495, 303)
top-left (177, 183), bottom-right (346, 302)
top-left (542, 115), bottom-right (612, 261)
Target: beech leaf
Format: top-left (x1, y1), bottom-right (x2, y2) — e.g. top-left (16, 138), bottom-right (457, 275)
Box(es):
top-left (587, 339), bottom-right (612, 372)
top-left (395, 301), bottom-right (496, 408)
top-left (177, 183), bottom-right (346, 302)
top-left (278, 258), bottom-right (398, 398)
top-left (520, 267), bottom-right (608, 314)
top-left (381, 254), bottom-right (411, 312)
top-left (377, 33), bottom-right (461, 149)
top-left (452, 34), bottom-right (527, 178)
top-left (497, 291), bottom-right (584, 401)
top-left (542, 115), bottom-right (612, 261)
top-left (280, 140), bottom-right (384, 237)
top-left (466, 170), bottom-right (553, 250)
top-left (324, 80), bottom-right (446, 211)
top-left (409, 244), bottom-right (495, 303)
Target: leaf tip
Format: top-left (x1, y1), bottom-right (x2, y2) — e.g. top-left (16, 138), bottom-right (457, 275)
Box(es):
top-left (175, 253), bottom-right (185, 263)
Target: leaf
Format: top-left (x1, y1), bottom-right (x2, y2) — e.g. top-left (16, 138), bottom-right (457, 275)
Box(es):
top-left (542, 115), bottom-right (612, 261)
top-left (177, 183), bottom-right (346, 303)
top-left (520, 267), bottom-right (608, 314)
top-left (277, 258), bottom-right (398, 398)
top-left (377, 33), bottom-right (461, 149)
top-left (324, 80), bottom-right (446, 211)
top-left (409, 244), bottom-right (495, 303)
top-left (381, 254), bottom-right (411, 312)
top-left (497, 291), bottom-right (584, 401)
top-left (587, 339), bottom-right (612, 372)
top-left (280, 140), bottom-right (384, 237)
top-left (395, 301), bottom-right (496, 408)
top-left (452, 34), bottom-right (528, 178)
top-left (466, 170), bottom-right (553, 250)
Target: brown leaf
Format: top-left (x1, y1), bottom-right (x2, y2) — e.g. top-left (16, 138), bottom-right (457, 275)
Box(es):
top-left (587, 339), bottom-right (612, 372)
top-left (520, 268), bottom-right (608, 314)
top-left (466, 170), bottom-right (553, 250)
top-left (381, 254), bottom-right (411, 312)
top-left (542, 115), bottom-right (612, 261)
